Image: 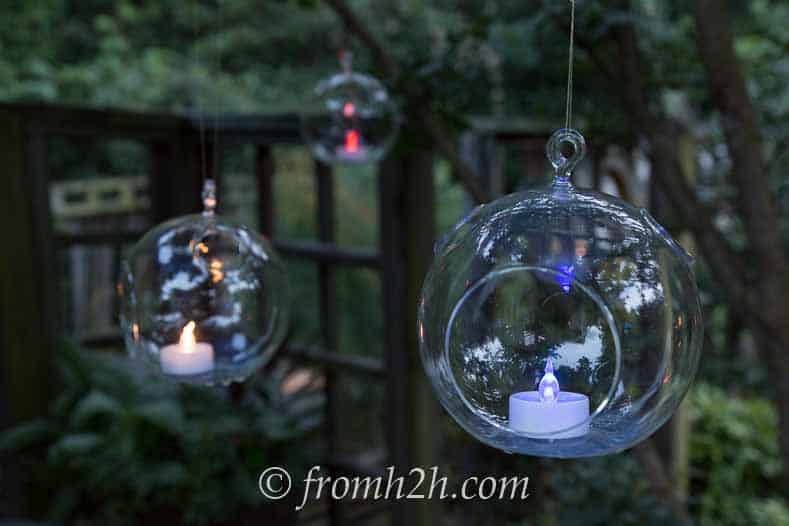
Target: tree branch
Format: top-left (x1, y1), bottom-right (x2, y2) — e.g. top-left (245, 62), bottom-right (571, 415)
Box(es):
top-left (693, 0), bottom-right (789, 496)
top-left (557, 5), bottom-right (755, 311)
top-left (418, 112), bottom-right (490, 203)
top-left (766, 136), bottom-right (788, 175)
top-left (544, 1), bottom-right (618, 84)
top-left (606, 18), bottom-right (757, 314)
top-left (321, 0), bottom-right (400, 79)
top-left (634, 441), bottom-right (694, 524)
top-left (693, 0), bottom-right (786, 277)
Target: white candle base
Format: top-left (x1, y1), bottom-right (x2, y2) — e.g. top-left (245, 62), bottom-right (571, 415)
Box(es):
top-left (160, 342), bottom-right (214, 376)
top-left (509, 391), bottom-right (590, 439)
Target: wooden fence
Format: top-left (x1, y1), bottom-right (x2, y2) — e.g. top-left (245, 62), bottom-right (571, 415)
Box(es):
top-left (0, 103), bottom-right (439, 525)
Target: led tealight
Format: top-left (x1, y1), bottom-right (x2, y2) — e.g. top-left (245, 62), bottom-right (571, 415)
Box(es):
top-left (509, 359), bottom-right (590, 439)
top-left (160, 321), bottom-right (214, 377)
top-left (345, 129), bottom-right (360, 153)
top-left (538, 359), bottom-right (560, 403)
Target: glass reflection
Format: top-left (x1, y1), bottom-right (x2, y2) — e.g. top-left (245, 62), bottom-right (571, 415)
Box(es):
top-left (120, 214), bottom-right (289, 385)
top-left (420, 181), bottom-right (701, 457)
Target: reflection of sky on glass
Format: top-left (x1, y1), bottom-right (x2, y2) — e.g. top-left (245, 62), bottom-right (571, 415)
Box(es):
top-left (552, 325), bottom-right (604, 368)
top-left (232, 333), bottom-right (247, 350)
top-left (619, 281), bottom-right (662, 313)
top-left (158, 245), bottom-right (173, 264)
top-left (476, 224), bottom-right (495, 259)
top-left (206, 302), bottom-right (242, 328)
top-left (226, 269), bottom-right (260, 294)
top-left (162, 271), bottom-right (205, 300)
top-left (462, 337), bottom-right (505, 384)
top-left (466, 337), bottom-right (505, 365)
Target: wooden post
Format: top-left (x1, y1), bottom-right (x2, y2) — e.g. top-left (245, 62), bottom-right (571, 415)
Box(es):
top-left (648, 128), bottom-right (698, 509)
top-left (379, 142), bottom-right (440, 526)
top-left (256, 146), bottom-right (276, 237)
top-left (379, 154), bottom-right (408, 525)
top-left (149, 128), bottom-right (208, 221)
top-left (0, 112), bottom-right (57, 423)
top-left (0, 110), bottom-right (57, 514)
top-left (404, 147), bottom-right (440, 526)
top-left (315, 160), bottom-right (341, 525)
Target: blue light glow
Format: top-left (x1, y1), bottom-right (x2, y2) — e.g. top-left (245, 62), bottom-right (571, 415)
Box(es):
top-left (555, 264), bottom-right (575, 294)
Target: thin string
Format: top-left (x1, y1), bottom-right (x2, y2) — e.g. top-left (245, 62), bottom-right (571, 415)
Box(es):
top-left (212, 0), bottom-right (223, 183)
top-left (564, 0), bottom-right (576, 130)
top-left (191, 0), bottom-right (208, 185)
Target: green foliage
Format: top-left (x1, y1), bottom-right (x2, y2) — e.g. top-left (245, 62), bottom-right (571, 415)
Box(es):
top-left (0, 345), bottom-right (322, 525)
top-left (689, 383), bottom-right (789, 526)
top-left (506, 383), bottom-right (789, 526)
top-left (537, 456), bottom-right (676, 526)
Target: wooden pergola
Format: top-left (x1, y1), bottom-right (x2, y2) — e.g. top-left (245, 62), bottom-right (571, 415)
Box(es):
top-left (0, 102), bottom-right (445, 524)
top-left (0, 103), bottom-right (564, 525)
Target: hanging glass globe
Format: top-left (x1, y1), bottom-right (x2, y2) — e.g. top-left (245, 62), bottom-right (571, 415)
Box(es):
top-left (300, 52), bottom-right (400, 165)
top-left (418, 129), bottom-right (703, 458)
top-left (119, 180), bottom-right (289, 385)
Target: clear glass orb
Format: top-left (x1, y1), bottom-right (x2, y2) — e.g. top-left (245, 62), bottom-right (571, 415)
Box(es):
top-left (418, 129), bottom-right (702, 458)
top-left (300, 53), bottom-right (399, 165)
top-left (119, 183), bottom-right (289, 386)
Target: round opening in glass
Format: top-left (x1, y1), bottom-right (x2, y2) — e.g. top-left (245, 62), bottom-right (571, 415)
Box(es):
top-left (444, 265), bottom-right (622, 439)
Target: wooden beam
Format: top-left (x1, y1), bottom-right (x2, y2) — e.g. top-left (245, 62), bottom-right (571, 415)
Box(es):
top-left (378, 152), bottom-right (410, 525)
top-left (379, 142), bottom-right (440, 526)
top-left (0, 102), bottom-right (183, 140)
top-left (288, 346), bottom-right (386, 378)
top-left (402, 144), bottom-right (441, 526)
top-left (256, 145), bottom-right (276, 237)
top-left (315, 160), bottom-right (342, 526)
top-left (0, 110), bottom-right (58, 514)
top-left (274, 239), bottom-right (380, 268)
top-left (0, 112), bottom-right (57, 425)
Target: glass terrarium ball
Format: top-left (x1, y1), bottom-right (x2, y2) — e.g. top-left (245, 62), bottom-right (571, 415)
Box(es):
top-left (120, 210), bottom-right (289, 386)
top-left (418, 130), bottom-right (702, 458)
top-left (300, 54), bottom-right (399, 165)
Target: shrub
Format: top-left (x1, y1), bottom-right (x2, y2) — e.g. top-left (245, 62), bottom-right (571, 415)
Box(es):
top-left (0, 345), bottom-right (322, 525)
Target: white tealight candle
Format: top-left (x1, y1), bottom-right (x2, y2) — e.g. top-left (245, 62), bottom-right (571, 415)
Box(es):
top-left (160, 321), bottom-right (214, 376)
top-left (509, 359), bottom-right (590, 439)
top-left (335, 128), bottom-right (369, 162)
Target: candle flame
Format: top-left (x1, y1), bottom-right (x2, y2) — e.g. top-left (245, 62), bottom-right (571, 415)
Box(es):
top-left (345, 129), bottom-right (360, 153)
top-left (538, 358), bottom-right (561, 403)
top-left (179, 321), bottom-right (197, 353)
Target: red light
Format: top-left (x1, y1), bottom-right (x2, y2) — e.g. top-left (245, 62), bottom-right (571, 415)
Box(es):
top-left (343, 102), bottom-right (355, 118)
top-left (345, 129), bottom-right (360, 153)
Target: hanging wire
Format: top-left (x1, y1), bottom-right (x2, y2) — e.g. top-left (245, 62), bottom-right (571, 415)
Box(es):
top-left (340, 49), bottom-right (353, 75)
top-left (191, 0), bottom-right (209, 185)
top-left (547, 0), bottom-right (586, 181)
top-left (212, 0), bottom-right (223, 182)
top-left (565, 0), bottom-right (576, 130)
